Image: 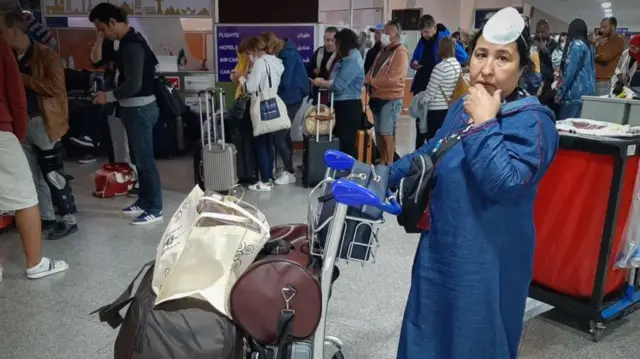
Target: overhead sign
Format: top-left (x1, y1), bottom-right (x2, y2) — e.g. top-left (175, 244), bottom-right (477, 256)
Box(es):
top-left (215, 24), bottom-right (316, 82)
top-left (617, 28), bottom-right (629, 35)
top-left (43, 0), bottom-right (212, 17)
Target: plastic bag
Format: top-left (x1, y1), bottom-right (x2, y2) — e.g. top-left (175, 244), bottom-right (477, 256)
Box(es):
top-left (616, 168), bottom-right (640, 268)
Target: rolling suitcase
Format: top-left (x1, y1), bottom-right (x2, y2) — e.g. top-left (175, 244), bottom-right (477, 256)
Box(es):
top-left (303, 90), bottom-right (340, 188)
top-left (198, 88), bottom-right (238, 193)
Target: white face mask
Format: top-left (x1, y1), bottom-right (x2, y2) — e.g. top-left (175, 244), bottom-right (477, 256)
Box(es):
top-left (380, 34), bottom-right (391, 46)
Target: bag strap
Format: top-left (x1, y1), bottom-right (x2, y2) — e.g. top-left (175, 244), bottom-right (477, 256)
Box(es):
top-left (431, 121), bottom-right (474, 164)
top-left (198, 196), bottom-right (270, 236)
top-left (90, 260), bottom-right (155, 329)
top-left (275, 309), bottom-right (295, 359)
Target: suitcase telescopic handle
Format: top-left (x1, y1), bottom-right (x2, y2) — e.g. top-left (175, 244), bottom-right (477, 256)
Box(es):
top-left (315, 88), bottom-right (334, 143)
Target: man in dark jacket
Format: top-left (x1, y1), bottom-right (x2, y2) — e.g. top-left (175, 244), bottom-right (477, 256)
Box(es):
top-left (308, 26), bottom-right (337, 104)
top-left (364, 24), bottom-right (383, 74)
top-left (410, 15), bottom-right (468, 96)
top-left (534, 19), bottom-right (558, 94)
top-left (90, 2), bottom-right (163, 225)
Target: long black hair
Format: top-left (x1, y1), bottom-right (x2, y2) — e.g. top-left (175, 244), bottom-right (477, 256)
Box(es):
top-left (561, 18), bottom-right (589, 70)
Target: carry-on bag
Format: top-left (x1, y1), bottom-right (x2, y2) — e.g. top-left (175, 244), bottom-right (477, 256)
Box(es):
top-left (199, 88), bottom-right (239, 193)
top-left (152, 186), bottom-right (270, 317)
top-left (303, 90), bottom-right (340, 188)
top-left (249, 63), bottom-right (291, 137)
top-left (248, 339), bottom-right (313, 359)
top-left (93, 163), bottom-right (137, 198)
top-left (315, 161), bottom-right (390, 261)
top-left (230, 238), bottom-right (321, 347)
top-left (355, 129), bottom-right (374, 164)
top-left (92, 261), bottom-right (244, 359)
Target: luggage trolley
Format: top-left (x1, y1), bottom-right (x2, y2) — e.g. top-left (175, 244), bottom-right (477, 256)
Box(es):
top-left (307, 150), bottom-right (402, 358)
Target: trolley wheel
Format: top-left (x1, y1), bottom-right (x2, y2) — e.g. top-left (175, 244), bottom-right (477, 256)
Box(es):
top-left (589, 320), bottom-right (606, 342)
top-left (332, 351), bottom-right (345, 359)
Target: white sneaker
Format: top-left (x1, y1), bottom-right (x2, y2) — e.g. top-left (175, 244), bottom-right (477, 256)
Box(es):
top-left (248, 181), bottom-right (273, 192)
top-left (26, 257), bottom-right (69, 279)
top-left (275, 171), bottom-right (296, 185)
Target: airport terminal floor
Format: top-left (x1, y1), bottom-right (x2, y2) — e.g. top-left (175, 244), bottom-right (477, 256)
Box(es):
top-left (1, 116), bottom-right (640, 359)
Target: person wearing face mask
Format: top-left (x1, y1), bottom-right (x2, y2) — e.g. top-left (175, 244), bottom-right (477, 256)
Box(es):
top-left (391, 7), bottom-right (558, 359)
top-left (613, 35), bottom-right (640, 89)
top-left (365, 20), bottom-right (409, 165)
top-left (555, 19), bottom-right (596, 120)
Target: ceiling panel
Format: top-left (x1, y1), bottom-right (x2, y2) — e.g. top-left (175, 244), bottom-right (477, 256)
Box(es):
top-left (526, 0), bottom-right (640, 31)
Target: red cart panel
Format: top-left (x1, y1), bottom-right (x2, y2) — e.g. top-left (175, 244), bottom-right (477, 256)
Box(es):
top-left (532, 149), bottom-right (638, 298)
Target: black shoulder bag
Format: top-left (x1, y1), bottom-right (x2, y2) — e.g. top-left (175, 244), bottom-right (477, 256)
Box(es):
top-left (396, 124), bottom-right (470, 233)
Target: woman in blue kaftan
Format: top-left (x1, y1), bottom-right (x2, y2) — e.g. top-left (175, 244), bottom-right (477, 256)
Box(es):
top-left (391, 8), bottom-right (559, 359)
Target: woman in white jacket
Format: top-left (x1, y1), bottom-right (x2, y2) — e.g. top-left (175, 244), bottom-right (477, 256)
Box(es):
top-left (231, 37), bottom-right (285, 192)
top-left (412, 37), bottom-right (462, 148)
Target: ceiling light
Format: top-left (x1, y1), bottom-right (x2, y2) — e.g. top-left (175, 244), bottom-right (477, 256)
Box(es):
top-left (601, 2), bottom-right (611, 8)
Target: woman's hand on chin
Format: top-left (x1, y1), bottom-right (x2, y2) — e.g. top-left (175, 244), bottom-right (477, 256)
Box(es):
top-left (464, 84), bottom-right (502, 125)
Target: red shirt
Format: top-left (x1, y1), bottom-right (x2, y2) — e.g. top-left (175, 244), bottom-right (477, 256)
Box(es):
top-left (0, 41), bottom-right (27, 142)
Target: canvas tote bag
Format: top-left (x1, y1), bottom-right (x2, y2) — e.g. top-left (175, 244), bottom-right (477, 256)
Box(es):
top-left (249, 62), bottom-right (291, 137)
top-left (152, 185), bottom-right (270, 318)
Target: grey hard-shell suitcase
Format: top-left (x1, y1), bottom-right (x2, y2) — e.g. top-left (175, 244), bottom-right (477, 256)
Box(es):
top-left (198, 88), bottom-right (238, 192)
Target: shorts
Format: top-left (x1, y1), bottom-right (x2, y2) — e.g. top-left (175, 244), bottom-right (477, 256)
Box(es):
top-left (0, 131), bottom-right (38, 211)
top-left (373, 99), bottom-right (402, 136)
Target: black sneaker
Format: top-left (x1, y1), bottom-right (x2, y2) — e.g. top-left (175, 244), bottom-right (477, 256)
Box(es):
top-left (127, 186), bottom-right (139, 197)
top-left (41, 219), bottom-right (57, 231)
top-left (78, 154), bottom-right (97, 164)
top-left (47, 222), bottom-right (79, 240)
top-left (69, 136), bottom-right (96, 148)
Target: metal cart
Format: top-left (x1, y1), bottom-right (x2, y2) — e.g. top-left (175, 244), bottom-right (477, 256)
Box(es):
top-left (306, 150), bottom-right (402, 358)
top-left (529, 133), bottom-right (640, 342)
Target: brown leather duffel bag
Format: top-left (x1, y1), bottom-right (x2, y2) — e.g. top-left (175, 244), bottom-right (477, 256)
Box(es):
top-left (230, 224), bottom-right (321, 347)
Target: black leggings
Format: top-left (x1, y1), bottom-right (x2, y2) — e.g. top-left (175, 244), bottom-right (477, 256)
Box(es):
top-left (415, 109), bottom-right (448, 149)
top-left (333, 99), bottom-right (363, 158)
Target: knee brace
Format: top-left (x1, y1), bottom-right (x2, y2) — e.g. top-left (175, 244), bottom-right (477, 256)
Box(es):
top-left (37, 143), bottom-right (77, 216)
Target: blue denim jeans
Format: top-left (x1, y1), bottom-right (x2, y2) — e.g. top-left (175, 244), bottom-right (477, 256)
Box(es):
top-left (558, 102), bottom-right (582, 121)
top-left (119, 102), bottom-right (163, 214)
top-left (253, 133), bottom-right (274, 182)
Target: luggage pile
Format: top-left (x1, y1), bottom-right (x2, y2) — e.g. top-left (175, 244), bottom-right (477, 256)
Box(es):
top-left (93, 185), bottom-right (341, 359)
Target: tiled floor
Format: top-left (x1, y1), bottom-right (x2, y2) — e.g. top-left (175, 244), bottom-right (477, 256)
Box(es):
top-left (1, 116), bottom-right (639, 359)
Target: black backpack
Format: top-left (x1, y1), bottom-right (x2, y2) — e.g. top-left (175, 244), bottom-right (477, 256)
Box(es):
top-left (154, 75), bottom-right (186, 116)
top-left (92, 261), bottom-right (244, 359)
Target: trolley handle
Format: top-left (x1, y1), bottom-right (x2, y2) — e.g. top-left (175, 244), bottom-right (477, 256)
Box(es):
top-left (331, 179), bottom-right (402, 216)
top-left (324, 149), bottom-right (356, 171)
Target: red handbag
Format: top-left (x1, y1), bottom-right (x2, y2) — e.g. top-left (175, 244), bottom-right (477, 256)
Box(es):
top-left (0, 215), bottom-right (14, 229)
top-left (93, 163), bottom-right (136, 198)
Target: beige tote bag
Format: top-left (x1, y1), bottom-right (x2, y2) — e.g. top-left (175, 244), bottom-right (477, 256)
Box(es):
top-left (152, 186), bottom-right (270, 318)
